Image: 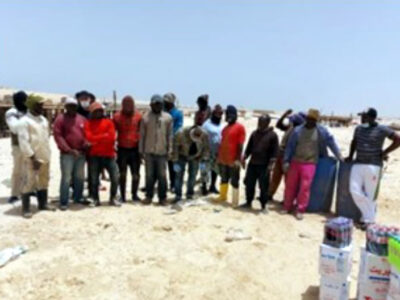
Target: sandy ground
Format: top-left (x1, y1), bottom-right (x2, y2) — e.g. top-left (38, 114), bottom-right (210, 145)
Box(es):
top-left (0, 117), bottom-right (399, 300)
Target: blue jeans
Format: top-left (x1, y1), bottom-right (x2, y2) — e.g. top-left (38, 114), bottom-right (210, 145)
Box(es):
top-left (174, 158), bottom-right (199, 200)
top-left (60, 154), bottom-right (86, 206)
top-left (145, 154), bottom-right (167, 200)
top-left (89, 156), bottom-right (119, 201)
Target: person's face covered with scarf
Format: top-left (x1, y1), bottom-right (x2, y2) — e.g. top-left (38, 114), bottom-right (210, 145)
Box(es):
top-left (225, 105), bottom-right (238, 125)
top-left (211, 105), bottom-right (223, 125)
top-left (26, 94), bottom-right (45, 116)
top-left (121, 95), bottom-right (135, 116)
top-left (197, 94), bottom-right (209, 111)
top-left (13, 91), bottom-right (28, 112)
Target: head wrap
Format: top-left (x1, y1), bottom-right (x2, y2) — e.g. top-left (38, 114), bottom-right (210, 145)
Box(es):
top-left (226, 105), bottom-right (237, 116)
top-left (64, 97), bottom-right (78, 106)
top-left (307, 109), bottom-right (320, 121)
top-left (26, 94), bottom-right (46, 111)
top-left (163, 93), bottom-right (176, 104)
top-left (88, 102), bottom-right (104, 113)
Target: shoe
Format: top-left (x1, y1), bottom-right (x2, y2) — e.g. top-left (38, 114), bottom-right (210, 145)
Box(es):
top-left (132, 194), bottom-right (141, 202)
top-left (186, 195), bottom-right (193, 201)
top-left (7, 196), bottom-right (19, 204)
top-left (142, 198), bottom-right (152, 205)
top-left (231, 187), bottom-right (240, 208)
top-left (260, 206), bottom-right (269, 215)
top-left (89, 199), bottom-right (101, 207)
top-left (209, 186), bottom-right (219, 194)
top-left (239, 202), bottom-right (252, 210)
top-left (158, 199), bottom-right (167, 206)
top-left (119, 196), bottom-right (126, 203)
top-left (279, 209), bottom-right (290, 215)
top-left (110, 198), bottom-right (122, 207)
top-left (21, 193), bottom-right (32, 218)
top-left (60, 205), bottom-right (68, 211)
top-left (37, 190), bottom-right (56, 211)
top-left (295, 212), bottom-right (304, 221)
top-left (216, 184), bottom-right (228, 202)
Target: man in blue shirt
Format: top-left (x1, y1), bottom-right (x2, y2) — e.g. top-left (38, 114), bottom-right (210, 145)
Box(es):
top-left (164, 93), bottom-right (184, 192)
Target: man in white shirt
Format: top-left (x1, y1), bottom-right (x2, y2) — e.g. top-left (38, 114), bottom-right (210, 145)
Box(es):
top-left (18, 95), bottom-right (54, 218)
top-left (5, 91), bottom-right (27, 203)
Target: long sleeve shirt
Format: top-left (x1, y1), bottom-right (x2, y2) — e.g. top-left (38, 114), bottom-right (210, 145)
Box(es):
top-left (5, 107), bottom-right (25, 146)
top-left (172, 126), bottom-right (210, 162)
top-left (53, 113), bottom-right (87, 154)
top-left (84, 118), bottom-right (116, 157)
top-left (18, 112), bottom-right (51, 163)
top-left (139, 111), bottom-right (173, 157)
top-left (169, 107), bottom-right (184, 135)
top-left (245, 128), bottom-right (279, 165)
top-left (284, 124), bottom-right (341, 164)
top-left (113, 111), bottom-right (142, 148)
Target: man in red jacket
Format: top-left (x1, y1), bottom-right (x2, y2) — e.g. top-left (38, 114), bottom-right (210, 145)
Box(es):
top-left (84, 102), bottom-right (120, 207)
top-left (113, 95), bottom-right (142, 203)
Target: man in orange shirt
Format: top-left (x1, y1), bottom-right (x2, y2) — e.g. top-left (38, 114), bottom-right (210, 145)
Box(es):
top-left (113, 96), bottom-right (142, 203)
top-left (217, 105), bottom-right (246, 207)
top-left (84, 102), bottom-right (120, 207)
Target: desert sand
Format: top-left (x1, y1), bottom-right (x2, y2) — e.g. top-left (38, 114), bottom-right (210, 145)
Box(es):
top-left (0, 116), bottom-right (399, 300)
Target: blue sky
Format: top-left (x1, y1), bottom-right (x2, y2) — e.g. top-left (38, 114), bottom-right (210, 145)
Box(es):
top-left (1, 1), bottom-right (400, 116)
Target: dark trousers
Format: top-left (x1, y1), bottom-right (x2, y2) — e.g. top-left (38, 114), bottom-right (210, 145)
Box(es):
top-left (245, 163), bottom-right (270, 208)
top-left (168, 160), bottom-right (175, 190)
top-left (219, 164), bottom-right (240, 188)
top-left (117, 147), bottom-right (140, 201)
top-left (89, 156), bottom-right (119, 201)
top-left (145, 154), bottom-right (167, 200)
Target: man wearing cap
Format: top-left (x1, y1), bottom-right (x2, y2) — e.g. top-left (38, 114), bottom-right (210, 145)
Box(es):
top-left (53, 98), bottom-right (88, 210)
top-left (347, 108), bottom-right (400, 229)
top-left (163, 92), bottom-right (183, 192)
top-left (139, 94), bottom-right (173, 205)
top-left (18, 95), bottom-right (54, 218)
top-left (84, 102), bottom-right (120, 207)
top-left (202, 104), bottom-right (224, 194)
top-left (5, 91), bottom-right (28, 204)
top-left (283, 109), bottom-right (342, 220)
top-left (216, 105), bottom-right (246, 207)
top-left (268, 109), bottom-right (305, 201)
top-left (113, 95), bottom-right (142, 203)
top-left (172, 113), bottom-right (210, 203)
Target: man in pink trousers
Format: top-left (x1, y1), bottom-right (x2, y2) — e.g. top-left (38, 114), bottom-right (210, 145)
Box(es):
top-left (282, 109), bottom-right (343, 220)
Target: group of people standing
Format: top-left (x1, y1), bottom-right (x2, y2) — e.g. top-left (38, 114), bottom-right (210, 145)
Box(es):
top-left (5, 90), bottom-right (400, 230)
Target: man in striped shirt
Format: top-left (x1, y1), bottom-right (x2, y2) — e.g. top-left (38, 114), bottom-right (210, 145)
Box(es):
top-left (347, 108), bottom-right (400, 229)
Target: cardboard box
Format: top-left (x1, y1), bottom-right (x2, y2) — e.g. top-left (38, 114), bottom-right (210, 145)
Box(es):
top-left (357, 279), bottom-right (390, 300)
top-left (388, 266), bottom-right (400, 300)
top-left (319, 276), bottom-right (350, 300)
top-left (319, 244), bottom-right (353, 280)
top-left (389, 236), bottom-right (400, 274)
top-left (358, 248), bottom-right (391, 282)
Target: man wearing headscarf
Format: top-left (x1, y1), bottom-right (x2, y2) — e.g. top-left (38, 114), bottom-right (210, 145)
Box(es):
top-left (84, 102), bottom-right (120, 207)
top-left (18, 95), bottom-right (54, 218)
top-left (163, 92), bottom-right (183, 192)
top-left (139, 94), bottom-right (173, 205)
top-left (283, 109), bottom-right (342, 220)
top-left (5, 91), bottom-right (28, 203)
top-left (113, 95), bottom-right (142, 202)
top-left (53, 98), bottom-right (88, 210)
top-left (201, 104), bottom-right (224, 194)
top-left (194, 94), bottom-right (211, 126)
top-left (216, 105), bottom-right (246, 207)
top-left (171, 113), bottom-right (210, 203)
top-left (268, 109), bottom-right (306, 201)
